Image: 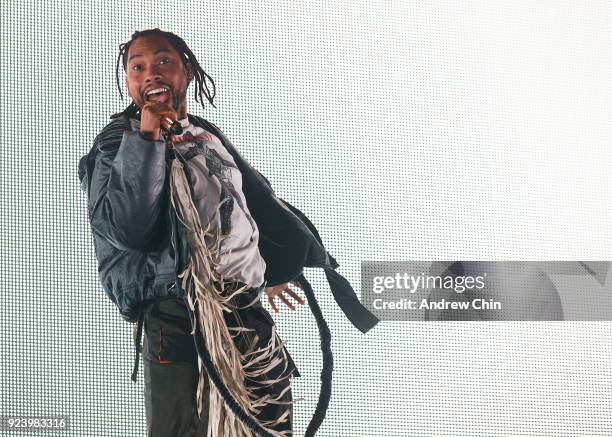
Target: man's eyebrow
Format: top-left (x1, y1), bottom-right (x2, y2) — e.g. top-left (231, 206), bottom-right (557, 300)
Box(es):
top-left (128, 48), bottom-right (172, 62)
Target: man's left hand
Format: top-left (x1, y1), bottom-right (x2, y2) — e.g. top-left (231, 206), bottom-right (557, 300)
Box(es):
top-left (265, 282), bottom-right (305, 313)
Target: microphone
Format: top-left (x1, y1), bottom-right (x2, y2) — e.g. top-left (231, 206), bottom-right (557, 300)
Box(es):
top-left (160, 116), bottom-right (183, 135)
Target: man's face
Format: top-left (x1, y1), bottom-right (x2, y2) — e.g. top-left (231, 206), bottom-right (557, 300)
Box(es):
top-left (124, 34), bottom-right (194, 118)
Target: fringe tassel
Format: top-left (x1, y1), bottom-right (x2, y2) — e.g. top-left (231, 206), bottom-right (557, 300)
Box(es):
top-left (168, 158), bottom-right (298, 437)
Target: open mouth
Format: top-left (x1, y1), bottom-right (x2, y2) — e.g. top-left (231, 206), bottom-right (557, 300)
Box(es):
top-left (145, 87), bottom-right (171, 103)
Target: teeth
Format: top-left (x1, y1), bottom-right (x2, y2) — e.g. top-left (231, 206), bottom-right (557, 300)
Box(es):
top-left (146, 87), bottom-right (168, 96)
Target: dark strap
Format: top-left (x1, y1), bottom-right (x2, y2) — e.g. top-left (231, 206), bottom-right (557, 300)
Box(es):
top-left (323, 267), bottom-right (380, 334)
top-left (292, 273), bottom-right (333, 437)
top-left (130, 306), bottom-right (145, 383)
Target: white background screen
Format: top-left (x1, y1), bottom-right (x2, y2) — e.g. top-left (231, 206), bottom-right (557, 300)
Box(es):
top-left (1, 1), bottom-right (610, 436)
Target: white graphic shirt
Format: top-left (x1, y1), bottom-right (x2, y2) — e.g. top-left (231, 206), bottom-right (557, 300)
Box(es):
top-left (129, 116), bottom-right (267, 288)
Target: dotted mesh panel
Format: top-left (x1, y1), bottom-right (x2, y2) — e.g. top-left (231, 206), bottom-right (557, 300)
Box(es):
top-left (1, 1), bottom-right (611, 436)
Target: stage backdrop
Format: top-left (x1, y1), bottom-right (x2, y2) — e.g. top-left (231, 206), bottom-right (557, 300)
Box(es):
top-left (1, 1), bottom-right (611, 436)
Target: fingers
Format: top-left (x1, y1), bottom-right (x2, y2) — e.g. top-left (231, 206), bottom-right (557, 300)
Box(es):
top-left (279, 293), bottom-right (295, 311)
top-left (265, 283), bottom-right (306, 313)
top-left (267, 293), bottom-right (280, 313)
top-left (286, 288), bottom-right (305, 305)
top-left (142, 101), bottom-right (177, 118)
top-left (140, 102), bottom-right (178, 140)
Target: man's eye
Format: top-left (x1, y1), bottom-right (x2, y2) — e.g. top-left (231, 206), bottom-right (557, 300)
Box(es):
top-left (160, 58), bottom-right (170, 64)
top-left (132, 65), bottom-right (141, 71)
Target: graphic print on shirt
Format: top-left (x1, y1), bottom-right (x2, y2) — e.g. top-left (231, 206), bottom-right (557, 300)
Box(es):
top-left (128, 117), bottom-right (258, 240)
top-left (126, 116), bottom-right (267, 287)
top-left (179, 131), bottom-right (257, 238)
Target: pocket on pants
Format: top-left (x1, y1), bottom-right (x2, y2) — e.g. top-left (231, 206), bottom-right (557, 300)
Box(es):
top-left (144, 297), bottom-right (198, 364)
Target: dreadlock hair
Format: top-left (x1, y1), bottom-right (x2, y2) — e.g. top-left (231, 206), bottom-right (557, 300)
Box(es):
top-left (111, 28), bottom-right (217, 119)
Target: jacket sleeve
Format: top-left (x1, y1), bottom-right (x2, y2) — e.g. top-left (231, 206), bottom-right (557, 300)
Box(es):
top-left (87, 130), bottom-right (168, 252)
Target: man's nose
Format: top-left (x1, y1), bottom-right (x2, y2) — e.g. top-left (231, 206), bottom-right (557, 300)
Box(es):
top-left (145, 74), bottom-right (163, 84)
top-left (144, 66), bottom-right (163, 84)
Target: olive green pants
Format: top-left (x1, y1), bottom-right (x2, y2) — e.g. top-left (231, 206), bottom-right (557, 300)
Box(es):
top-left (141, 293), bottom-right (294, 437)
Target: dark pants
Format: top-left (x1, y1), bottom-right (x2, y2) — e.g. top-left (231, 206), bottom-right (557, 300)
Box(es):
top-left (141, 287), bottom-right (295, 437)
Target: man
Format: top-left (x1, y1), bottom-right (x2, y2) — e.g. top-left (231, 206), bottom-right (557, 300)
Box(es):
top-left (121, 32), bottom-right (303, 313)
top-left (78, 28), bottom-right (378, 437)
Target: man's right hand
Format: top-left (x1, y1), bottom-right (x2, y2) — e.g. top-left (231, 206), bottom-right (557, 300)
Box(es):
top-left (140, 102), bottom-right (178, 141)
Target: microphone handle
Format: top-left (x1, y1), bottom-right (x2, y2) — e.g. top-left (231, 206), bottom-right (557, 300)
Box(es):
top-left (160, 116), bottom-right (183, 135)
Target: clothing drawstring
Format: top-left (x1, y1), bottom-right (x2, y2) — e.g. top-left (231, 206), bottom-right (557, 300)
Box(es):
top-left (131, 307), bottom-right (145, 383)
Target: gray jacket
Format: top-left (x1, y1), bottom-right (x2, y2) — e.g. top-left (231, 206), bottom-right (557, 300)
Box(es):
top-left (78, 112), bottom-right (379, 334)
